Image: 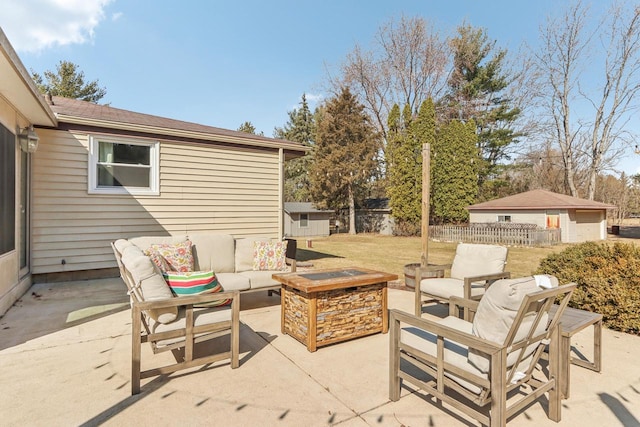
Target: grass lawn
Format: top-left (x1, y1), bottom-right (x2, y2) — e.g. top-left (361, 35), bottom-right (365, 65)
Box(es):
top-left (293, 234), bottom-right (572, 281)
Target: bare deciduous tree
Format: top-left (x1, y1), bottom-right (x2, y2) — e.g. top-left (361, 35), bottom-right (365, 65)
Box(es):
top-left (329, 15), bottom-right (450, 140)
top-left (534, 0), bottom-right (640, 200)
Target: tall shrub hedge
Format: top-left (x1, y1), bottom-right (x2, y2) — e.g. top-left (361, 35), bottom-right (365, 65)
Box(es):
top-left (536, 241), bottom-right (640, 334)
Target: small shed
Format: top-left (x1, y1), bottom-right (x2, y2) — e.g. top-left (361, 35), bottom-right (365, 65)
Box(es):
top-left (284, 202), bottom-right (333, 237)
top-left (467, 189), bottom-right (616, 243)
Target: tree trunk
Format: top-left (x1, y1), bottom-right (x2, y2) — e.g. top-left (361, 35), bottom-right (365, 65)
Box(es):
top-left (348, 184), bottom-right (356, 235)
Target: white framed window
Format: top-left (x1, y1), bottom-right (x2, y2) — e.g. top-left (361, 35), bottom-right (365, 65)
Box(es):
top-left (88, 135), bottom-right (159, 195)
top-left (497, 215), bottom-right (512, 223)
top-left (300, 213), bottom-right (309, 227)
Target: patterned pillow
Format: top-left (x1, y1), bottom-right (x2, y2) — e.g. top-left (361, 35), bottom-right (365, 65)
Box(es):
top-left (145, 249), bottom-right (172, 272)
top-left (252, 240), bottom-right (288, 271)
top-left (163, 270), bottom-right (231, 307)
top-left (146, 240), bottom-right (194, 272)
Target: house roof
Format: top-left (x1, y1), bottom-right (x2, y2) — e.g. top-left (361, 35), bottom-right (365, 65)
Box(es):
top-left (284, 202), bottom-right (332, 214)
top-left (467, 189), bottom-right (616, 210)
top-left (47, 96), bottom-right (307, 154)
top-left (0, 27), bottom-right (57, 127)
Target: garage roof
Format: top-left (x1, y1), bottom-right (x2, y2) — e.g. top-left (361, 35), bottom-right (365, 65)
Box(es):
top-left (468, 189), bottom-right (616, 210)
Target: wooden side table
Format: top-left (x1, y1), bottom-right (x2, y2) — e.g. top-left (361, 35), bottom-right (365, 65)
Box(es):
top-left (547, 305), bottom-right (603, 399)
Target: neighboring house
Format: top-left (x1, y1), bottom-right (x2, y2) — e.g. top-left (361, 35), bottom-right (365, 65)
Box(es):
top-left (0, 28), bottom-right (306, 315)
top-left (467, 189), bottom-right (616, 243)
top-left (335, 198), bottom-right (395, 235)
top-left (284, 202), bottom-right (332, 237)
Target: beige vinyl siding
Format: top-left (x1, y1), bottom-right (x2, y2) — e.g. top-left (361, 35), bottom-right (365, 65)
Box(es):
top-left (32, 129), bottom-right (282, 274)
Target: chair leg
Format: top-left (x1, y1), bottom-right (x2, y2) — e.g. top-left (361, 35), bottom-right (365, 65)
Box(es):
top-left (548, 326), bottom-right (562, 421)
top-left (131, 307), bottom-right (142, 395)
top-left (389, 313), bottom-right (401, 401)
top-left (231, 299), bottom-right (240, 369)
top-left (414, 269), bottom-right (423, 317)
top-left (490, 350), bottom-right (507, 427)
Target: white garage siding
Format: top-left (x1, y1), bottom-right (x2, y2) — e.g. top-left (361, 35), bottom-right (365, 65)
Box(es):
top-left (575, 210), bottom-right (604, 242)
top-left (31, 129), bottom-right (282, 274)
top-left (469, 210), bottom-right (547, 228)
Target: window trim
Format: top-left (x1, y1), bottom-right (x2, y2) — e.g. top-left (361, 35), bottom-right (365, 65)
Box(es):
top-left (497, 215), bottom-right (512, 223)
top-left (88, 135), bottom-right (160, 195)
top-left (299, 213), bottom-right (309, 228)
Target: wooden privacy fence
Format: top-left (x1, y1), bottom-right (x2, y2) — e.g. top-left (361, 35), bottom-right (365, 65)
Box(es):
top-left (429, 223), bottom-right (562, 247)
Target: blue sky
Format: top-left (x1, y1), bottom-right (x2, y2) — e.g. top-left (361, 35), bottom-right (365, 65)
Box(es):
top-left (1, 0), bottom-right (637, 175)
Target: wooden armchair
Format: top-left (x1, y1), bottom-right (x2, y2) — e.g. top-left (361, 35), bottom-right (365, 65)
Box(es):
top-left (392, 276), bottom-right (576, 427)
top-left (112, 241), bottom-right (240, 395)
top-left (415, 243), bottom-right (510, 319)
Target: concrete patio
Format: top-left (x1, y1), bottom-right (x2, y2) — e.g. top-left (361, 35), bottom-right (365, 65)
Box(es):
top-left (1, 278), bottom-right (639, 426)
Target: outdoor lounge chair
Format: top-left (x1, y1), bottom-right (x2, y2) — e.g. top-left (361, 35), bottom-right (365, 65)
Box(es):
top-left (391, 276), bottom-right (576, 427)
top-left (111, 241), bottom-right (240, 395)
top-left (415, 243), bottom-right (510, 319)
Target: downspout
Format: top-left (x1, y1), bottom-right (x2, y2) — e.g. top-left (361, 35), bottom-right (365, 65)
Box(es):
top-left (278, 148), bottom-right (284, 240)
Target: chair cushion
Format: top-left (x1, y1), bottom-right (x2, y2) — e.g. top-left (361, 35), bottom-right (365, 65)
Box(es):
top-left (120, 245), bottom-right (178, 324)
top-left (149, 305), bottom-right (232, 348)
top-left (189, 233), bottom-right (236, 273)
top-left (419, 277), bottom-right (486, 300)
top-left (401, 316), bottom-right (487, 395)
top-left (468, 275), bottom-right (558, 373)
top-left (450, 243), bottom-right (507, 280)
top-left (163, 270), bottom-right (231, 307)
top-left (253, 240), bottom-right (288, 271)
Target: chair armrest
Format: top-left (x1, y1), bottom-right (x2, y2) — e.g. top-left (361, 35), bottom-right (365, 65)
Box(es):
top-left (462, 271), bottom-right (511, 300)
top-left (286, 257), bottom-right (296, 272)
top-left (135, 290), bottom-right (240, 311)
top-left (449, 296), bottom-right (479, 318)
top-left (389, 309), bottom-right (502, 356)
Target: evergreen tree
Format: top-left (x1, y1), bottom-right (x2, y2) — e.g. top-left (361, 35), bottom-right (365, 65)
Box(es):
top-left (386, 99), bottom-right (436, 235)
top-left (431, 119), bottom-right (479, 223)
top-left (274, 94), bottom-right (315, 201)
top-left (237, 121), bottom-right (264, 136)
top-left (31, 60), bottom-right (106, 103)
top-left (309, 88), bottom-right (380, 234)
top-left (447, 23), bottom-right (521, 195)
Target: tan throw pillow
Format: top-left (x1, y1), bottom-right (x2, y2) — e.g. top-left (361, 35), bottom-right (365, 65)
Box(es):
top-left (252, 240), bottom-right (288, 271)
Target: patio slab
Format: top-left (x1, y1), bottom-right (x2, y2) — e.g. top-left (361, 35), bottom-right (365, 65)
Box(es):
top-left (1, 278), bottom-right (639, 426)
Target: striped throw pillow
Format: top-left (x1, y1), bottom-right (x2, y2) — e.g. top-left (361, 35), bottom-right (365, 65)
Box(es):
top-left (163, 270), bottom-right (231, 307)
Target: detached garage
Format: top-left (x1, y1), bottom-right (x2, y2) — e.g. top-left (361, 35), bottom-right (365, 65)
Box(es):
top-left (468, 189), bottom-right (616, 243)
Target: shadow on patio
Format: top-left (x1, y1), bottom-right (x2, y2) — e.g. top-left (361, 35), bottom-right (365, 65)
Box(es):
top-left (1, 277), bottom-right (640, 426)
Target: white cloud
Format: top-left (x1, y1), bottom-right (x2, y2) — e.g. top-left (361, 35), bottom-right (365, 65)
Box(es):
top-left (0, 0), bottom-right (113, 53)
top-left (306, 93), bottom-right (324, 104)
top-left (111, 12), bottom-right (123, 22)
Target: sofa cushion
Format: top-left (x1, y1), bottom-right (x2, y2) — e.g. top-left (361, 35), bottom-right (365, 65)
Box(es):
top-left (253, 240), bottom-right (288, 271)
top-left (163, 270), bottom-right (231, 307)
top-left (189, 233), bottom-right (236, 273)
top-left (419, 277), bottom-right (486, 300)
top-left (215, 272), bottom-right (251, 292)
top-left (467, 275), bottom-right (558, 373)
top-left (450, 243), bottom-right (507, 280)
top-left (239, 270), bottom-right (282, 289)
top-left (120, 245), bottom-right (178, 324)
top-left (145, 240), bottom-right (195, 272)
top-left (235, 237), bottom-right (269, 272)
top-left (129, 235), bottom-right (187, 251)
